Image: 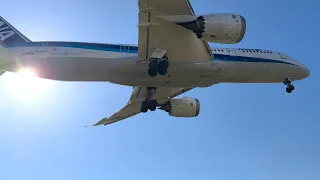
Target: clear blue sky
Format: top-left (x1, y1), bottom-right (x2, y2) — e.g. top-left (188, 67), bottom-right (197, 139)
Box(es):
top-left (0, 0), bottom-right (319, 180)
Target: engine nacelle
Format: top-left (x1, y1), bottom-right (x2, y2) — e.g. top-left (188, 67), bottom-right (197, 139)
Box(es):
top-left (173, 13), bottom-right (246, 44)
top-left (159, 97), bottom-right (200, 117)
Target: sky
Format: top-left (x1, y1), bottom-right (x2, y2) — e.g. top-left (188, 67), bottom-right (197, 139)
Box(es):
top-left (0, 0), bottom-right (319, 180)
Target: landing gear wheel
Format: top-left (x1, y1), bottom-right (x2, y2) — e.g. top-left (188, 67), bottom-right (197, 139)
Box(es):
top-left (140, 100), bottom-right (158, 112)
top-left (286, 87), bottom-right (292, 93)
top-left (148, 100), bottom-right (158, 111)
top-left (159, 59), bottom-right (169, 69)
top-left (157, 67), bottom-right (167, 75)
top-left (285, 84), bottom-right (295, 94)
top-left (286, 84), bottom-right (295, 93)
top-left (288, 84), bottom-right (295, 91)
top-left (148, 68), bottom-right (157, 77)
top-left (283, 78), bottom-right (295, 94)
top-left (141, 101), bottom-right (149, 113)
top-left (147, 55), bottom-right (169, 77)
top-left (140, 87), bottom-right (158, 112)
top-left (148, 61), bottom-right (158, 69)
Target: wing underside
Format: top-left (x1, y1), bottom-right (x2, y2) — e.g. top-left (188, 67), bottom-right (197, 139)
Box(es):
top-left (91, 0), bottom-right (212, 126)
top-left (91, 87), bottom-right (193, 126)
top-left (138, 0), bottom-right (212, 62)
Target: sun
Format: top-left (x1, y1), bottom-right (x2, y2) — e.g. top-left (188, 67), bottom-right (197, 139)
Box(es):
top-left (6, 68), bottom-right (53, 104)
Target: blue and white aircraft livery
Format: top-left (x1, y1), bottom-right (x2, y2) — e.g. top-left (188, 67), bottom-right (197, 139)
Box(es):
top-left (0, 0), bottom-right (310, 126)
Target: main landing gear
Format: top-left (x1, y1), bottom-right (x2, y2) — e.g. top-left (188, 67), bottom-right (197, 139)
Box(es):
top-left (148, 56), bottom-right (169, 77)
top-left (140, 87), bottom-right (158, 113)
top-left (283, 78), bottom-right (295, 93)
top-left (147, 48), bottom-right (169, 77)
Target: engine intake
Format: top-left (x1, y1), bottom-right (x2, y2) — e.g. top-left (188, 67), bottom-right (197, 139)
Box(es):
top-left (159, 97), bottom-right (200, 117)
top-left (175, 13), bottom-right (246, 44)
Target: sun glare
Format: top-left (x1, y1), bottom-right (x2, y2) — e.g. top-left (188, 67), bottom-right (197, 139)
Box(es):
top-left (6, 68), bottom-right (52, 104)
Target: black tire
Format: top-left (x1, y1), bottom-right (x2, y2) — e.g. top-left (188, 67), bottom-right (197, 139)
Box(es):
top-left (148, 100), bottom-right (157, 111)
top-left (148, 68), bottom-right (157, 77)
top-left (289, 84), bottom-right (295, 91)
top-left (149, 61), bottom-right (158, 69)
top-left (158, 68), bottom-right (167, 75)
top-left (141, 101), bottom-right (149, 113)
top-left (286, 87), bottom-right (292, 93)
top-left (159, 60), bottom-right (169, 69)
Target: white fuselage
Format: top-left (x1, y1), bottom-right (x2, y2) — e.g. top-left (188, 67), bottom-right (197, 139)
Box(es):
top-left (0, 41), bottom-right (310, 87)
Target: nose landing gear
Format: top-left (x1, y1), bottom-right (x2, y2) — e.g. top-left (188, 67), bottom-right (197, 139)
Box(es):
top-left (283, 78), bottom-right (295, 93)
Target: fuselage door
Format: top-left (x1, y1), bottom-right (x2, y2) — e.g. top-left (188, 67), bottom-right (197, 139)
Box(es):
top-left (37, 42), bottom-right (48, 52)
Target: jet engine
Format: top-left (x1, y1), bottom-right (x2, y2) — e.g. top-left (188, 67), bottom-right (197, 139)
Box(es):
top-left (159, 97), bottom-right (200, 117)
top-left (173, 13), bottom-right (246, 44)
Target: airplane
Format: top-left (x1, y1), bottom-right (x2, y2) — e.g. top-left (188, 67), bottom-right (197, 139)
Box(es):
top-left (0, 0), bottom-right (310, 126)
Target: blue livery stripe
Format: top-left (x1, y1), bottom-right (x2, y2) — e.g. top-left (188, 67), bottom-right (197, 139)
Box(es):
top-left (6, 41), bottom-right (297, 66)
top-left (213, 54), bottom-right (297, 66)
top-left (5, 41), bottom-right (139, 54)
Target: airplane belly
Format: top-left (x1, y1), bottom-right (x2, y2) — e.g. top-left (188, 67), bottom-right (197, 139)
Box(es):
top-left (213, 61), bottom-right (276, 83)
top-left (4, 55), bottom-right (137, 82)
top-left (44, 57), bottom-right (140, 81)
top-left (42, 57), bottom-right (110, 81)
top-left (113, 61), bottom-right (219, 87)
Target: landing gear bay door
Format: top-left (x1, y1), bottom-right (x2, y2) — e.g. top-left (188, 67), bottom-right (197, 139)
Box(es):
top-left (138, 0), bottom-right (212, 63)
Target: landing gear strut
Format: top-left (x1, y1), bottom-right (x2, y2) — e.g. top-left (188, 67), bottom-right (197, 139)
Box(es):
top-left (283, 78), bottom-right (295, 93)
top-left (140, 87), bottom-right (158, 113)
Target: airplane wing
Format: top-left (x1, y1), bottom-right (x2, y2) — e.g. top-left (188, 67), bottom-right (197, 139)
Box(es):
top-left (92, 100), bottom-right (142, 126)
top-left (138, 0), bottom-right (212, 62)
top-left (91, 87), bottom-right (193, 126)
top-left (91, 0), bottom-right (212, 126)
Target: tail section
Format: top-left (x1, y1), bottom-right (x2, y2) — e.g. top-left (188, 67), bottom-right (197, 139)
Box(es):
top-left (0, 16), bottom-right (31, 47)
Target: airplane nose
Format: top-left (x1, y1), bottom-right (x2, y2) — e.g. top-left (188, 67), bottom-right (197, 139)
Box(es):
top-left (301, 67), bottom-right (310, 79)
